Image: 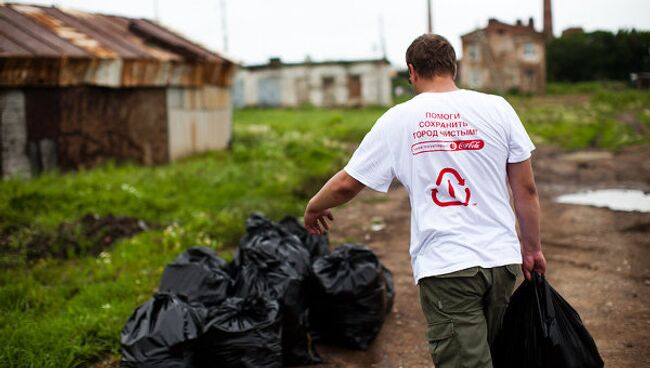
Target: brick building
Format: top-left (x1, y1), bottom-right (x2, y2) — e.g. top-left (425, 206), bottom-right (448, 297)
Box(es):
top-left (459, 18), bottom-right (546, 94)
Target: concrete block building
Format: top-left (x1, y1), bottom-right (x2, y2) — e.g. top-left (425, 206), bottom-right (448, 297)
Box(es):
top-left (233, 58), bottom-right (393, 108)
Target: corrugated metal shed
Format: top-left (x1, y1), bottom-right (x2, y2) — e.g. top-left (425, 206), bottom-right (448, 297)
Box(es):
top-left (0, 3), bottom-right (236, 87)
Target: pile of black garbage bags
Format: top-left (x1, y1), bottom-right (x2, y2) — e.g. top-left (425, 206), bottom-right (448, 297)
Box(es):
top-left (121, 213), bottom-right (395, 368)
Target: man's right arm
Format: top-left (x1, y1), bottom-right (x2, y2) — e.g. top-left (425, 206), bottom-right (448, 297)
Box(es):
top-left (304, 170), bottom-right (365, 235)
top-left (507, 159), bottom-right (547, 280)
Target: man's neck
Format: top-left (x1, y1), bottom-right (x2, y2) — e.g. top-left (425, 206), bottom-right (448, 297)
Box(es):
top-left (415, 75), bottom-right (459, 94)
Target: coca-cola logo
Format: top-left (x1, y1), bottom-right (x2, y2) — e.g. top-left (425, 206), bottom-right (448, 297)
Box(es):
top-left (457, 140), bottom-right (484, 150)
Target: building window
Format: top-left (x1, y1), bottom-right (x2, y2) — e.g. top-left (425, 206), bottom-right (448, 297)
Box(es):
top-left (467, 44), bottom-right (480, 62)
top-left (523, 43), bottom-right (536, 59)
top-left (470, 70), bottom-right (481, 87)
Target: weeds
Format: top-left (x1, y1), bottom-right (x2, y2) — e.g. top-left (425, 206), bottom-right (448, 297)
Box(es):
top-left (507, 83), bottom-right (650, 149)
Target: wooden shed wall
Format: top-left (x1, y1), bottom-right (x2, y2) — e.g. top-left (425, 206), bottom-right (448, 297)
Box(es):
top-left (18, 87), bottom-right (169, 173)
top-left (1, 84), bottom-right (233, 178)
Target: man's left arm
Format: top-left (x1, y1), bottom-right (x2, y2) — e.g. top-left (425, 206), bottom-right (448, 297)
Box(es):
top-left (304, 170), bottom-right (365, 235)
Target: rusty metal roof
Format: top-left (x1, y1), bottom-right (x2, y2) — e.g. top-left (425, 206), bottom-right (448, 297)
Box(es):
top-left (0, 3), bottom-right (237, 87)
top-left (0, 3), bottom-right (228, 61)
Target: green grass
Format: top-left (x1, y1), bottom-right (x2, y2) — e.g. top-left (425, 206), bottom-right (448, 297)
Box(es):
top-left (507, 82), bottom-right (650, 150)
top-left (233, 106), bottom-right (386, 142)
top-left (0, 84), bottom-right (648, 367)
top-left (545, 81), bottom-right (629, 95)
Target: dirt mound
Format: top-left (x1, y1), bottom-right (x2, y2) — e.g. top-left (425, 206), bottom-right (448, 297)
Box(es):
top-left (533, 144), bottom-right (650, 199)
top-left (0, 214), bottom-right (150, 266)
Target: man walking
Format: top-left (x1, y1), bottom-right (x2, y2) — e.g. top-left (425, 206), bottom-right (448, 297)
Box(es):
top-left (303, 34), bottom-right (546, 367)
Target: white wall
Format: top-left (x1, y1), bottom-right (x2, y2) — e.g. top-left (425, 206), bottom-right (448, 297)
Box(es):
top-left (166, 86), bottom-right (232, 161)
top-left (233, 61), bottom-right (393, 107)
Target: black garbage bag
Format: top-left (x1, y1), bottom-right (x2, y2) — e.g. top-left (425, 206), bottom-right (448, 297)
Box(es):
top-left (493, 273), bottom-right (604, 368)
top-left (234, 234), bottom-right (321, 366)
top-left (159, 246), bottom-right (231, 307)
top-left (310, 244), bottom-right (389, 350)
top-left (233, 241), bottom-right (304, 304)
top-left (237, 213), bottom-right (311, 277)
top-left (121, 292), bottom-right (206, 368)
top-left (278, 216), bottom-right (330, 261)
top-left (274, 215), bottom-right (330, 322)
top-left (382, 265), bottom-right (395, 315)
top-left (194, 296), bottom-right (282, 368)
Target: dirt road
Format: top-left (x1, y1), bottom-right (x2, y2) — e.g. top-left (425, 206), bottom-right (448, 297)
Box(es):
top-left (313, 144), bottom-right (650, 368)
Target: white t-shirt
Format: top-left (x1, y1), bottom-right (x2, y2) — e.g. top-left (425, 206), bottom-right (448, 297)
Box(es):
top-left (344, 89), bottom-right (535, 284)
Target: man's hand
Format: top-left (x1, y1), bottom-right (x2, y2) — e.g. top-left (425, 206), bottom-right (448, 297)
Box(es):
top-left (304, 207), bottom-right (334, 235)
top-left (522, 249), bottom-right (547, 281)
top-left (303, 170), bottom-right (366, 236)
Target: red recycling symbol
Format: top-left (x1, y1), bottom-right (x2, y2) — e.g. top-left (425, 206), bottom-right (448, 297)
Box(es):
top-left (431, 167), bottom-right (472, 207)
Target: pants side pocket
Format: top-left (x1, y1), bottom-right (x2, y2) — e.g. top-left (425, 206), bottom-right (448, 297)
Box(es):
top-left (427, 320), bottom-right (459, 368)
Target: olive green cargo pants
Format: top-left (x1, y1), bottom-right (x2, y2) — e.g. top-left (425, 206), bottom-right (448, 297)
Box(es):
top-left (418, 264), bottom-right (520, 368)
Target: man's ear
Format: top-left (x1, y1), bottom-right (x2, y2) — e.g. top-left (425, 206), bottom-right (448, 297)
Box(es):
top-left (408, 64), bottom-right (417, 83)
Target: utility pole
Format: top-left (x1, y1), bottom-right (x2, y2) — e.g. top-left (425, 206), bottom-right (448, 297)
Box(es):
top-left (427, 0), bottom-right (433, 33)
top-left (220, 0), bottom-right (229, 53)
top-left (378, 14), bottom-right (387, 60)
top-left (153, 0), bottom-right (160, 22)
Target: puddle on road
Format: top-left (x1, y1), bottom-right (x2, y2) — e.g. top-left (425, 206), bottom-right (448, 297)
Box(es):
top-left (555, 189), bottom-right (650, 213)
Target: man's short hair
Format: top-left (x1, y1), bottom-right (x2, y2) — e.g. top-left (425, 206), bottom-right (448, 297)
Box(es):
top-left (406, 34), bottom-right (457, 79)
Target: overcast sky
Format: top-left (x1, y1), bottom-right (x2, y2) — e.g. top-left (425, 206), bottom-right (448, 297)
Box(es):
top-left (10, 0), bottom-right (650, 68)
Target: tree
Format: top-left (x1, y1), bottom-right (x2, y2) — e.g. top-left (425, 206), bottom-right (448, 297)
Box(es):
top-left (547, 29), bottom-right (650, 82)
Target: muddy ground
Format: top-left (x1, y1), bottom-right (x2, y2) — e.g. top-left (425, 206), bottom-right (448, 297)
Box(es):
top-left (312, 144), bottom-right (650, 368)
